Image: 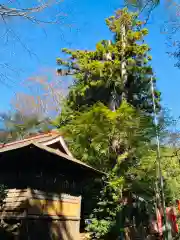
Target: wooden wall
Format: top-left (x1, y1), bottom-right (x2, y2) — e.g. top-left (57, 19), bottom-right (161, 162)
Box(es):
top-left (0, 188), bottom-right (81, 240)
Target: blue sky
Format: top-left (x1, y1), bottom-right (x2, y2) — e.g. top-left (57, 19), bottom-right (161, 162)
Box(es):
top-left (0, 0), bottom-right (180, 120)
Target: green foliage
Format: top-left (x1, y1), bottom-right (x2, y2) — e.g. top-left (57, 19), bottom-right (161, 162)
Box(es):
top-left (129, 146), bottom-right (180, 205)
top-left (86, 145), bottom-right (180, 238)
top-left (57, 8), bottom-right (160, 117)
top-left (160, 148), bottom-right (180, 204)
top-left (55, 8), bottom-right (178, 239)
top-left (85, 173), bottom-right (124, 239)
top-left (59, 101), bottom-right (154, 172)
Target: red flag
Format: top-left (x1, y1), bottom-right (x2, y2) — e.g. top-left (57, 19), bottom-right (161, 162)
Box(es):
top-left (166, 207), bottom-right (178, 234)
top-left (176, 200), bottom-right (180, 212)
top-left (156, 208), bottom-right (163, 235)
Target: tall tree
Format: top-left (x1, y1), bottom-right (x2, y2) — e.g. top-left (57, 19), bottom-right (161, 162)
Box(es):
top-left (55, 8), bottom-right (180, 238)
top-left (55, 7), bottom-right (160, 173)
top-left (57, 8), bottom-right (160, 121)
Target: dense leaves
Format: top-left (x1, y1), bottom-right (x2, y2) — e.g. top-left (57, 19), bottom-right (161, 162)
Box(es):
top-left (58, 101), bottom-right (154, 172)
top-left (57, 8), bottom-right (160, 117)
top-left (85, 173), bottom-right (124, 239)
top-left (55, 8), bottom-right (180, 238)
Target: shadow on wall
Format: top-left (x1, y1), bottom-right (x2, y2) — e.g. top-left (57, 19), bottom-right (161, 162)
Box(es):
top-left (0, 189), bottom-right (77, 240)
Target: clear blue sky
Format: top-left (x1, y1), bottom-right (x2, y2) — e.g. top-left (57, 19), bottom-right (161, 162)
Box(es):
top-left (0, 0), bottom-right (179, 119)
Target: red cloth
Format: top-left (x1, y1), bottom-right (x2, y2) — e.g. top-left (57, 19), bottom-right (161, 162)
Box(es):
top-left (177, 200), bottom-right (180, 212)
top-left (166, 207), bottom-right (178, 234)
top-left (156, 208), bottom-right (163, 235)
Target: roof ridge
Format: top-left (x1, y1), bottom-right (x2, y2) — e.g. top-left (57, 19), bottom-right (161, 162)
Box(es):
top-left (0, 131), bottom-right (60, 148)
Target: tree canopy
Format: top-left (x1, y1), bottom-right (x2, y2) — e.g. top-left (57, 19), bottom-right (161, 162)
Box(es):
top-left (55, 8), bottom-right (159, 172)
top-left (57, 8), bottom-right (160, 118)
top-left (55, 7), bottom-right (180, 239)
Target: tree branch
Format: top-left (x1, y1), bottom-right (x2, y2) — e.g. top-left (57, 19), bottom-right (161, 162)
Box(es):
top-left (0, 1), bottom-right (58, 19)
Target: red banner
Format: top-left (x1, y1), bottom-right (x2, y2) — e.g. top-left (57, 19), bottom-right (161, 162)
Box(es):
top-left (166, 207), bottom-right (178, 234)
top-left (156, 208), bottom-right (163, 235)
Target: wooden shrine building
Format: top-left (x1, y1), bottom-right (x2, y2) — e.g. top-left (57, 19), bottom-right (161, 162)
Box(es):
top-left (0, 131), bottom-right (102, 240)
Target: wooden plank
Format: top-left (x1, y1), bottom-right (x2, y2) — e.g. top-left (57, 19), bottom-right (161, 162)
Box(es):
top-left (0, 211), bottom-right (26, 219)
top-left (0, 212), bottom-right (80, 220)
top-left (4, 196), bottom-right (27, 202)
top-left (30, 190), bottom-right (80, 200)
top-left (1, 189), bottom-right (81, 220)
top-left (30, 196), bottom-right (80, 203)
top-left (7, 189), bottom-right (28, 193)
top-left (28, 199), bottom-right (80, 218)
